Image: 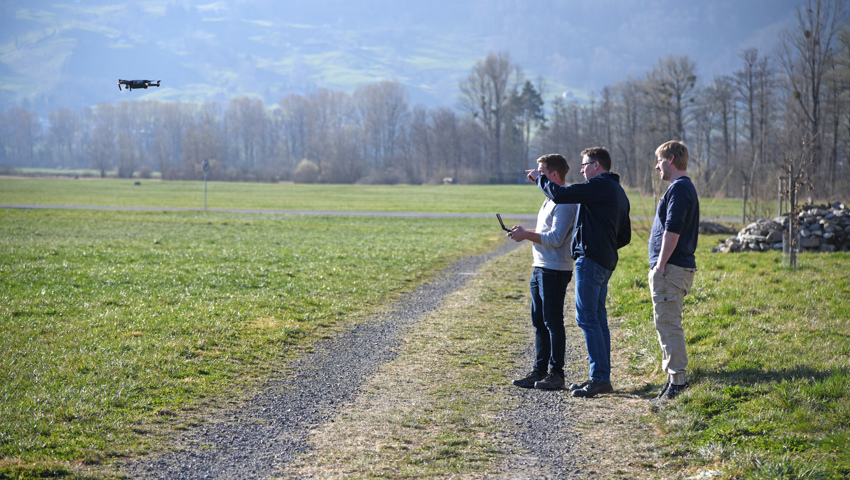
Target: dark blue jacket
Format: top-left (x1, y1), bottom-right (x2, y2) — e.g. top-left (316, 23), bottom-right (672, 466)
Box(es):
top-left (649, 176), bottom-right (699, 269)
top-left (537, 172), bottom-right (631, 271)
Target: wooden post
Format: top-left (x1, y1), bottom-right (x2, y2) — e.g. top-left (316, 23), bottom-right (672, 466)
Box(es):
top-left (778, 175), bottom-right (790, 217)
top-left (783, 174), bottom-right (800, 270)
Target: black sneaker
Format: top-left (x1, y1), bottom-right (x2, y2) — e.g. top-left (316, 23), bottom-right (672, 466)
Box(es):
top-left (655, 381), bottom-right (671, 399)
top-left (569, 379), bottom-right (592, 391)
top-left (513, 371), bottom-right (546, 388)
top-left (534, 371), bottom-right (565, 390)
top-left (571, 381), bottom-right (613, 398)
top-left (660, 382), bottom-right (689, 400)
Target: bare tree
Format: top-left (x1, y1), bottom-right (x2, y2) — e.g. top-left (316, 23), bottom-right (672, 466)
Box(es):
top-left (152, 102), bottom-right (190, 178)
top-left (278, 94), bottom-right (310, 171)
top-left (611, 78), bottom-right (645, 191)
top-left (690, 84), bottom-right (718, 191)
top-left (431, 107), bottom-right (464, 182)
top-left (598, 86), bottom-right (614, 148)
top-left (734, 48), bottom-right (779, 208)
top-left (303, 88), bottom-right (355, 178)
top-left (403, 105), bottom-right (431, 184)
top-left (225, 97), bottom-right (269, 169)
top-left (47, 108), bottom-right (80, 167)
top-left (778, 114), bottom-right (816, 269)
top-left (459, 51), bottom-right (521, 174)
top-left (181, 102), bottom-right (223, 180)
top-left (778, 0), bottom-right (845, 171)
top-left (353, 80), bottom-right (410, 173)
top-left (88, 104), bottom-right (117, 177)
top-left (704, 75), bottom-right (736, 195)
top-left (4, 107), bottom-right (40, 167)
top-left (825, 24), bottom-right (850, 195)
top-left (116, 129), bottom-right (140, 178)
top-left (645, 55), bottom-right (698, 143)
top-left (735, 49), bottom-right (762, 169)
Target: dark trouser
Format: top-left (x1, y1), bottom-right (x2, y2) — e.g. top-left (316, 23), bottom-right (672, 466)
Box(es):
top-left (530, 267), bottom-right (572, 376)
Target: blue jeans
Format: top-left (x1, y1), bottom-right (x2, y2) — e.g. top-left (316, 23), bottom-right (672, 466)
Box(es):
top-left (574, 256), bottom-right (613, 383)
top-left (530, 267), bottom-right (572, 376)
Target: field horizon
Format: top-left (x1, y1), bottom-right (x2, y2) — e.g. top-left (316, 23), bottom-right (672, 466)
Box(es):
top-left (0, 176), bottom-right (762, 222)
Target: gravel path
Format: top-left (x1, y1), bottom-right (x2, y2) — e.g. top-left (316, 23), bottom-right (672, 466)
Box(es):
top-left (496, 332), bottom-right (592, 479)
top-left (119, 240), bottom-right (591, 479)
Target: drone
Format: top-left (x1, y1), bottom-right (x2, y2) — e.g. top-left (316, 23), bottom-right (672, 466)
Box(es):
top-left (118, 79), bottom-right (161, 91)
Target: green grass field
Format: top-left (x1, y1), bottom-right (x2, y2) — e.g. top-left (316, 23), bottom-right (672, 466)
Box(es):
top-left (0, 207), bottom-right (502, 477)
top-left (611, 224), bottom-right (850, 479)
top-left (0, 177), bottom-right (747, 219)
top-left (1, 179), bottom-right (846, 479)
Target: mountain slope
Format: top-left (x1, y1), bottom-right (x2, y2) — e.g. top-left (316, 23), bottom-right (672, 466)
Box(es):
top-left (0, 0), bottom-right (801, 113)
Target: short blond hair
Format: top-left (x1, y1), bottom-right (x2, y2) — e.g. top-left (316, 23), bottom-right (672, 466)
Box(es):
top-left (655, 141), bottom-right (689, 171)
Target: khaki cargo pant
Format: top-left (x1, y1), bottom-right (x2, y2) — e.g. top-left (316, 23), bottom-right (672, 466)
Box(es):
top-left (649, 264), bottom-right (696, 386)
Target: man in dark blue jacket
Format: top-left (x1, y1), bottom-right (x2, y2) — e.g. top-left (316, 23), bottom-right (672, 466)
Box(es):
top-left (526, 147), bottom-right (631, 397)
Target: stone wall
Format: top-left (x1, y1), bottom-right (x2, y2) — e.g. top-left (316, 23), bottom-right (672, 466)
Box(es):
top-left (714, 202), bottom-right (849, 253)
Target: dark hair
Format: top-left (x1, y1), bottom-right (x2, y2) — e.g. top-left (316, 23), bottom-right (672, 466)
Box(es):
top-left (581, 146), bottom-right (612, 171)
top-left (537, 154), bottom-right (569, 179)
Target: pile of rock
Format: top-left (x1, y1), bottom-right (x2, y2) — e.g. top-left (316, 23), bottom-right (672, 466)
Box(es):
top-left (715, 202), bottom-right (849, 253)
top-left (700, 222), bottom-right (737, 235)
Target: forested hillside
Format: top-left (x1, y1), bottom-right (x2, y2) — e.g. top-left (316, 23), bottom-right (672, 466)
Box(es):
top-left (1, 0), bottom-right (799, 112)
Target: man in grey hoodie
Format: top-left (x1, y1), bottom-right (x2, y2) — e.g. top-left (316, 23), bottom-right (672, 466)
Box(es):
top-left (509, 154), bottom-right (578, 390)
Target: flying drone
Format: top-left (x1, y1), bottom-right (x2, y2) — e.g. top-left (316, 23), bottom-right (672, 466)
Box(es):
top-left (118, 79), bottom-right (161, 91)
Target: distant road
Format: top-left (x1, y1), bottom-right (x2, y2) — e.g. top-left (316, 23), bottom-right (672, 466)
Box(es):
top-left (0, 204), bottom-right (740, 223)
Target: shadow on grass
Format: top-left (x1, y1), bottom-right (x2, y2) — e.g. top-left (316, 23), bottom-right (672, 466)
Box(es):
top-left (693, 365), bottom-right (850, 386)
top-left (627, 365), bottom-right (850, 400)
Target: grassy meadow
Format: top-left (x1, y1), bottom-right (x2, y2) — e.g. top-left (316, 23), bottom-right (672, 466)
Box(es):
top-left (0, 177), bottom-right (747, 219)
top-left (1, 178), bottom-right (847, 479)
top-left (610, 220), bottom-right (850, 479)
top-left (0, 207), bottom-right (504, 477)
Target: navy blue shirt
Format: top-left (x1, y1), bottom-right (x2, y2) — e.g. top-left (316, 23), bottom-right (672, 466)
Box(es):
top-left (649, 176), bottom-right (699, 269)
top-left (537, 172), bottom-right (631, 272)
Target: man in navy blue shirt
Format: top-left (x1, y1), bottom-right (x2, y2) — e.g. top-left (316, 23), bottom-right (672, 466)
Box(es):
top-left (649, 140), bottom-right (699, 400)
top-left (526, 147), bottom-right (631, 398)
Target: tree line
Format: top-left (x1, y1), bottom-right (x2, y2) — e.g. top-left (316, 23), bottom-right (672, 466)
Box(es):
top-left (1, 0), bottom-right (847, 208)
